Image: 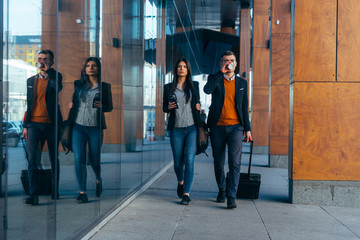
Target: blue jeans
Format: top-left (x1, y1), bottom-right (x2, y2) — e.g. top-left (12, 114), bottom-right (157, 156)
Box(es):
top-left (210, 124), bottom-right (244, 199)
top-left (170, 125), bottom-right (197, 194)
top-left (72, 123), bottom-right (103, 192)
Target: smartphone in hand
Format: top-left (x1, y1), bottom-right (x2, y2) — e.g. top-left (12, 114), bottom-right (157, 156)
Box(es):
top-left (168, 94), bottom-right (178, 109)
top-left (93, 93), bottom-right (100, 108)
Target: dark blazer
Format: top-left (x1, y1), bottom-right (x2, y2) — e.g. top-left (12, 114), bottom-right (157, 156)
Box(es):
top-left (67, 80), bottom-right (113, 129)
top-left (203, 71), bottom-right (251, 132)
top-left (163, 81), bottom-right (202, 131)
top-left (23, 68), bottom-right (63, 128)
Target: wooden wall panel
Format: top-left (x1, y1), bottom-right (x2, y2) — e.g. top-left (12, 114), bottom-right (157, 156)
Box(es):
top-left (252, 86), bottom-right (269, 112)
top-left (104, 109), bottom-right (122, 143)
top-left (253, 0), bottom-right (271, 148)
top-left (272, 16), bottom-right (291, 34)
top-left (270, 0), bottom-right (291, 157)
top-left (252, 111), bottom-right (269, 146)
top-left (272, 0), bottom-right (291, 17)
top-left (271, 34), bottom-right (290, 85)
top-left (292, 82), bottom-right (360, 180)
top-left (42, 0), bottom-right (91, 150)
top-left (270, 136), bottom-right (288, 155)
top-left (252, 46), bottom-right (269, 147)
top-left (253, 48), bottom-right (270, 86)
top-left (102, 1), bottom-right (123, 144)
top-left (102, 0), bottom-right (122, 14)
top-left (270, 85), bottom-right (289, 136)
top-left (338, 0), bottom-right (360, 82)
top-left (254, 0), bottom-right (270, 15)
top-left (272, 0), bottom-right (291, 34)
top-left (253, 17), bottom-right (271, 47)
top-left (239, 9), bottom-right (251, 79)
top-left (155, 7), bottom-right (166, 138)
top-left (294, 0), bottom-right (336, 82)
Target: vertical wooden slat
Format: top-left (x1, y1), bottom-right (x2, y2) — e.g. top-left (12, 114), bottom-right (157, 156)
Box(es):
top-left (239, 9), bottom-right (251, 79)
top-left (253, 0), bottom-right (271, 149)
top-left (338, 0), bottom-right (360, 82)
top-left (269, 0), bottom-right (291, 159)
top-left (102, 0), bottom-right (123, 144)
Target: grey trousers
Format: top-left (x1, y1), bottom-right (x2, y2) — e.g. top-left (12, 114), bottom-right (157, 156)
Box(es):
top-left (26, 122), bottom-right (60, 196)
top-left (210, 124), bottom-right (244, 199)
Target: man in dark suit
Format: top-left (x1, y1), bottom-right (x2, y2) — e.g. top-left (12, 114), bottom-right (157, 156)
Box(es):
top-left (22, 50), bottom-right (63, 205)
top-left (204, 51), bottom-right (252, 209)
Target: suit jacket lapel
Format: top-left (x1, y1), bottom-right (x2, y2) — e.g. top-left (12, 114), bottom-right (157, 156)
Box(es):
top-left (220, 77), bottom-right (225, 99)
top-left (235, 77), bottom-right (240, 102)
top-left (33, 75), bottom-right (38, 101)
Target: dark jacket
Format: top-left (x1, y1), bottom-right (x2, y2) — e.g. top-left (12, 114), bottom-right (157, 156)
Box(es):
top-left (67, 80), bottom-right (113, 129)
top-left (163, 81), bottom-right (202, 131)
top-left (203, 71), bottom-right (251, 131)
top-left (23, 68), bottom-right (63, 128)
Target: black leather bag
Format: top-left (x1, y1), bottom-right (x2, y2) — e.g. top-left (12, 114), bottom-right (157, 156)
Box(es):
top-left (21, 169), bottom-right (52, 195)
top-left (196, 125), bottom-right (209, 156)
top-left (60, 120), bottom-right (73, 153)
top-left (20, 138), bottom-right (52, 195)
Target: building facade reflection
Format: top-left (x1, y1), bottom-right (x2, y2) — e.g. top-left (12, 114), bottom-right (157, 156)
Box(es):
top-left (0, 0), bottom-right (245, 239)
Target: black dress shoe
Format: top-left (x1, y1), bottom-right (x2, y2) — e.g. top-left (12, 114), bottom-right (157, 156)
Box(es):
top-left (180, 195), bottom-right (191, 205)
top-left (227, 197), bottom-right (237, 209)
top-left (96, 179), bottom-right (103, 197)
top-left (177, 183), bottom-right (184, 198)
top-left (77, 193), bottom-right (88, 204)
top-left (25, 195), bottom-right (39, 205)
top-left (216, 190), bottom-right (226, 203)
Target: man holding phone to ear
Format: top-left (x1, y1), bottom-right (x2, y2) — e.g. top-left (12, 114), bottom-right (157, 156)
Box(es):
top-left (204, 50), bottom-right (252, 209)
top-left (22, 49), bottom-right (63, 205)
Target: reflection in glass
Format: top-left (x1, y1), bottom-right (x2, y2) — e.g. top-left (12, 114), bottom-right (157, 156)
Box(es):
top-left (23, 49), bottom-right (62, 205)
top-left (66, 57), bottom-right (113, 203)
top-left (1, 0), bottom-right (173, 239)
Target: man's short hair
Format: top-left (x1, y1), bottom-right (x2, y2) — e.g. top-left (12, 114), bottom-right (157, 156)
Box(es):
top-left (220, 50), bottom-right (236, 61)
top-left (38, 49), bottom-right (54, 62)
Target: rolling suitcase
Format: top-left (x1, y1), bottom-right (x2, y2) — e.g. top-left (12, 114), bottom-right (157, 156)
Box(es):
top-left (20, 138), bottom-right (52, 195)
top-left (236, 140), bottom-right (261, 199)
top-left (21, 169), bottom-right (52, 195)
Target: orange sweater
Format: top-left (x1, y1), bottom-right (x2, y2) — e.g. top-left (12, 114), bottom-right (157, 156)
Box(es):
top-left (30, 77), bottom-right (51, 123)
top-left (217, 78), bottom-right (240, 126)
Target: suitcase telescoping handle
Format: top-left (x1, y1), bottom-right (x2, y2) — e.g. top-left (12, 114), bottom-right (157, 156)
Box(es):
top-left (243, 140), bottom-right (254, 175)
top-left (21, 137), bottom-right (29, 164)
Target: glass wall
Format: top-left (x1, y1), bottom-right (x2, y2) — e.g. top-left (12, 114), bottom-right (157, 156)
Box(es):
top-left (0, 0), bottom-right (172, 239)
top-left (0, 0), bottom-right (240, 238)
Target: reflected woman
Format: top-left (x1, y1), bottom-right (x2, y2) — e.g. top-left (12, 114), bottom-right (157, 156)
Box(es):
top-left (67, 57), bottom-right (113, 203)
top-left (163, 57), bottom-right (202, 205)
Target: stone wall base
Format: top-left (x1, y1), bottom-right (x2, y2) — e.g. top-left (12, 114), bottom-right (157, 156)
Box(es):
top-left (290, 180), bottom-right (360, 207)
top-left (270, 155), bottom-right (288, 168)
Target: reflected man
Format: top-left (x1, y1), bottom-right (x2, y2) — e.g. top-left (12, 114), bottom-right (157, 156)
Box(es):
top-left (204, 51), bottom-right (252, 209)
top-left (22, 50), bottom-right (63, 205)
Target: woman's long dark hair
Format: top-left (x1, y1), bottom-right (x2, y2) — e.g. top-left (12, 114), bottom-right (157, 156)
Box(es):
top-left (170, 57), bottom-right (194, 103)
top-left (79, 57), bottom-right (102, 101)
